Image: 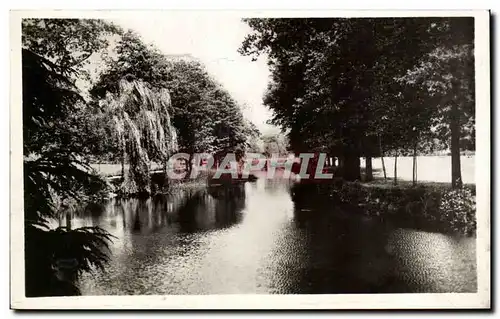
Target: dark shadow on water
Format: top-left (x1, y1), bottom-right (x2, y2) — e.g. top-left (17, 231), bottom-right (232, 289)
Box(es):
top-left (289, 183), bottom-right (477, 294)
top-left (177, 184), bottom-right (246, 233)
top-left (71, 180), bottom-right (476, 295)
top-left (291, 205), bottom-right (412, 293)
top-left (73, 183), bottom-right (248, 236)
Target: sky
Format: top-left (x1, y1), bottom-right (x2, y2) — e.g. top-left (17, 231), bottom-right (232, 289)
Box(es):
top-left (110, 14), bottom-right (279, 135)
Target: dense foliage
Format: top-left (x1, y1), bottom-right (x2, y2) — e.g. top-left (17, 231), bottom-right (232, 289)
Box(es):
top-left (262, 132), bottom-right (289, 156)
top-left (20, 17), bottom-right (477, 296)
top-left (292, 181), bottom-right (476, 236)
top-left (239, 18), bottom-right (475, 186)
top-left (90, 31), bottom-right (258, 168)
top-left (21, 19), bottom-right (262, 295)
top-left (98, 78), bottom-right (178, 195)
top-left (22, 18), bottom-right (120, 296)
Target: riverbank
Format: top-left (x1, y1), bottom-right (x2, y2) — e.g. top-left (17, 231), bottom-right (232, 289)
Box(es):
top-left (292, 179), bottom-right (476, 236)
top-left (76, 178), bottom-right (477, 295)
top-left (104, 167), bottom-right (259, 198)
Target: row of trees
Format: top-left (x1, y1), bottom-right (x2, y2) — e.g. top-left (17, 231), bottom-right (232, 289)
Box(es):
top-left (239, 18), bottom-right (475, 187)
top-left (25, 19), bottom-right (259, 194)
top-left (89, 30), bottom-right (259, 193)
top-left (22, 18), bottom-right (258, 296)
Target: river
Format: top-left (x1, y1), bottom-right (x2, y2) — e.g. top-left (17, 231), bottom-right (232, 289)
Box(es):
top-left (72, 179), bottom-right (476, 294)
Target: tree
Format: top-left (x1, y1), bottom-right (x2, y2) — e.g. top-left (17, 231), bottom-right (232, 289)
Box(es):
top-left (239, 19), bottom-right (431, 180)
top-left (262, 132), bottom-right (289, 157)
top-left (240, 18), bottom-right (472, 185)
top-left (92, 31), bottom-right (251, 169)
top-left (22, 19), bottom-right (122, 296)
top-left (246, 122), bottom-right (264, 153)
top-left (98, 78), bottom-right (178, 195)
top-left (400, 18), bottom-right (474, 188)
top-left (23, 49), bottom-right (113, 296)
top-left (22, 19), bottom-right (121, 80)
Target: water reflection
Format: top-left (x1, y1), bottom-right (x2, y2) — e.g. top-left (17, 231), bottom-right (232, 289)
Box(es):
top-left (290, 206), bottom-right (407, 293)
top-left (69, 184), bottom-right (247, 237)
top-left (73, 180), bottom-right (476, 295)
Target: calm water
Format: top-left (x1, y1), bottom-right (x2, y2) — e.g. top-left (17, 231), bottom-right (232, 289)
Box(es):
top-left (70, 179), bottom-right (476, 294)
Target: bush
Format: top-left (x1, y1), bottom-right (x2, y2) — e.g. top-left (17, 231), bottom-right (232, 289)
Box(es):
top-left (438, 188), bottom-right (476, 234)
top-left (294, 180), bottom-right (476, 235)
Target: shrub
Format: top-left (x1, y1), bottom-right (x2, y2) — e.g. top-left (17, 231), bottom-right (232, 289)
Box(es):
top-left (438, 188), bottom-right (476, 234)
top-left (297, 180), bottom-right (476, 235)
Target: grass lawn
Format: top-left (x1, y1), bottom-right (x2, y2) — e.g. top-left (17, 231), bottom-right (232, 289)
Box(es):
top-left (365, 155), bottom-right (475, 185)
top-left (91, 155), bottom-right (475, 185)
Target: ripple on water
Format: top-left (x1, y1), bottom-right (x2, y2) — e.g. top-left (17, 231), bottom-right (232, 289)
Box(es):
top-left (77, 181), bottom-right (477, 295)
top-left (387, 228), bottom-right (477, 293)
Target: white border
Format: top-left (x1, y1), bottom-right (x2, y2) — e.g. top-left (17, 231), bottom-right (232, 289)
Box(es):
top-left (9, 9), bottom-right (491, 310)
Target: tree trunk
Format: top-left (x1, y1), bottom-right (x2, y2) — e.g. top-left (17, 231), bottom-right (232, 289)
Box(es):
top-left (338, 155), bottom-right (344, 170)
top-left (133, 209), bottom-right (141, 232)
top-left (163, 161), bottom-right (169, 192)
top-left (66, 212), bottom-right (72, 230)
top-left (186, 156), bottom-right (192, 177)
top-left (121, 149), bottom-right (126, 181)
top-left (365, 156), bottom-right (373, 181)
top-left (412, 143), bottom-right (417, 186)
top-left (450, 102), bottom-right (463, 188)
top-left (415, 153), bottom-right (418, 184)
top-left (393, 152), bottom-right (398, 185)
top-left (378, 135), bottom-right (387, 180)
top-left (343, 153), bottom-right (361, 181)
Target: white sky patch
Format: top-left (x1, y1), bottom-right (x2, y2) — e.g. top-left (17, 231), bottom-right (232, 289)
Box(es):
top-left (110, 15), bottom-right (279, 134)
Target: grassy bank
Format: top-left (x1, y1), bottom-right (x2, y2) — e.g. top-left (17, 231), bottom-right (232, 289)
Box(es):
top-left (292, 179), bottom-right (476, 236)
top-left (366, 155), bottom-right (475, 184)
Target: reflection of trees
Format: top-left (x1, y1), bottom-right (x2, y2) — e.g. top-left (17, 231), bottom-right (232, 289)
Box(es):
top-left (151, 195), bottom-right (166, 231)
top-left (290, 183), bottom-right (322, 221)
top-left (133, 201), bottom-right (142, 233)
top-left (177, 184), bottom-right (247, 233)
top-left (126, 197), bottom-right (174, 234)
top-left (89, 185), bottom-right (247, 234)
top-left (87, 202), bottom-right (106, 228)
top-left (107, 201), bottom-right (117, 228)
top-left (63, 201), bottom-right (107, 229)
top-left (119, 199), bottom-right (127, 230)
top-left (71, 183), bottom-right (248, 239)
top-left (289, 183), bottom-right (452, 293)
top-left (291, 204), bottom-right (407, 293)
top-left (177, 191), bottom-right (210, 233)
top-left (214, 184), bottom-right (246, 228)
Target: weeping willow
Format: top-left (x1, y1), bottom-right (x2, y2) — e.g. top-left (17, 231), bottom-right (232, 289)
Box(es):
top-left (101, 79), bottom-right (178, 195)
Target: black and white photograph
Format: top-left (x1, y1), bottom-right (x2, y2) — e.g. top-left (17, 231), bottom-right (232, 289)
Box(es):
top-left (10, 10), bottom-right (490, 309)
